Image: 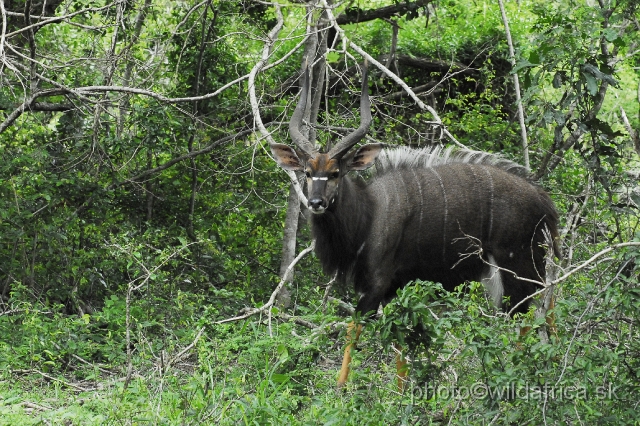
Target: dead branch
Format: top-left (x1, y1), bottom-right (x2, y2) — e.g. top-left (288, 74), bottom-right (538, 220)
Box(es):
top-left (246, 4), bottom-right (307, 205)
top-left (168, 325), bottom-right (206, 368)
top-left (335, 0), bottom-right (433, 25)
top-left (13, 369), bottom-right (92, 392)
top-left (0, 88), bottom-right (68, 133)
top-left (552, 242), bottom-right (640, 285)
top-left (278, 312), bottom-right (318, 329)
top-left (326, 296), bottom-right (355, 315)
top-left (215, 241), bottom-right (315, 325)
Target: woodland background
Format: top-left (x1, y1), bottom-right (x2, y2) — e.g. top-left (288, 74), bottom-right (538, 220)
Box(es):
top-left (0, 0), bottom-right (639, 424)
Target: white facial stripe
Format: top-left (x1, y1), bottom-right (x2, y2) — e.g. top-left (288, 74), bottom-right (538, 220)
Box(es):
top-left (311, 177), bottom-right (329, 181)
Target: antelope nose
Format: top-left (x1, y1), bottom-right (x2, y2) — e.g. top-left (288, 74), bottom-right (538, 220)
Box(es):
top-left (308, 198), bottom-right (325, 212)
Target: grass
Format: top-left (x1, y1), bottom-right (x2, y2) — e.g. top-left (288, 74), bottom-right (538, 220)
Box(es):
top-left (2, 281), bottom-right (639, 425)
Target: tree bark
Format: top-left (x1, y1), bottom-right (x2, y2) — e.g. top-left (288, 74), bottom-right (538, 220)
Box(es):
top-left (275, 11), bottom-right (321, 308)
top-left (275, 11), bottom-right (329, 309)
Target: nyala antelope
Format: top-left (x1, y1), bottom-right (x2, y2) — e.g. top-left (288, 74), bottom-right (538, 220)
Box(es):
top-left (270, 63), bottom-right (560, 389)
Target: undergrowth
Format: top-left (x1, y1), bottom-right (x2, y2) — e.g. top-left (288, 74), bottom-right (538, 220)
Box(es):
top-left (2, 277), bottom-right (639, 425)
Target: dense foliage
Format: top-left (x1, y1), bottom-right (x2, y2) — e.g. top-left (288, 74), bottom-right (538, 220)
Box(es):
top-left (0, 0), bottom-right (638, 424)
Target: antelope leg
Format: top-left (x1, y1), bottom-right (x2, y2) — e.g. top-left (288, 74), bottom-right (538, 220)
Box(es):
top-left (337, 322), bottom-right (363, 387)
top-left (394, 342), bottom-right (408, 392)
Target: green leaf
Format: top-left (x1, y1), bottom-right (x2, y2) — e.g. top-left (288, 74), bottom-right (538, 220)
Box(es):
top-left (583, 72), bottom-right (598, 95)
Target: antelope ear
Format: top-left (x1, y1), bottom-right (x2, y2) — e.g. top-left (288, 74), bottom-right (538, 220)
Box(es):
top-left (345, 144), bottom-right (383, 171)
top-left (270, 144), bottom-right (305, 171)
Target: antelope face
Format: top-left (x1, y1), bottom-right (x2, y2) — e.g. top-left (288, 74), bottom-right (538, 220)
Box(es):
top-left (305, 154), bottom-right (342, 213)
top-left (270, 144), bottom-right (383, 214)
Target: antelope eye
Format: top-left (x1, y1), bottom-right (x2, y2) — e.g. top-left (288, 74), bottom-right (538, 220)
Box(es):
top-left (331, 171), bottom-right (340, 179)
top-left (305, 171), bottom-right (311, 178)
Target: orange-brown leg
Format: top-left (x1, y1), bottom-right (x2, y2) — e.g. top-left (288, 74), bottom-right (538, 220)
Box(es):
top-left (519, 296), bottom-right (557, 343)
top-left (337, 322), bottom-right (363, 388)
top-left (516, 325), bottom-right (531, 350)
top-left (394, 342), bottom-right (408, 392)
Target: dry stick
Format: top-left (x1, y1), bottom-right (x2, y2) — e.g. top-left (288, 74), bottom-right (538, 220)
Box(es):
top-left (51, 341), bottom-right (112, 375)
top-left (247, 4), bottom-right (283, 138)
top-left (321, 274), bottom-right (337, 312)
top-left (498, 0), bottom-right (529, 170)
top-left (168, 325), bottom-right (206, 368)
top-left (326, 296), bottom-right (355, 315)
top-left (20, 401), bottom-right (52, 412)
top-left (15, 369), bottom-right (91, 392)
top-left (215, 241), bottom-right (315, 325)
top-left (561, 180), bottom-right (592, 266)
top-left (278, 312), bottom-right (318, 329)
top-left (534, 235), bottom-right (558, 344)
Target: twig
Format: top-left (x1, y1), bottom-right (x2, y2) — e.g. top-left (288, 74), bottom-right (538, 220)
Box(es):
top-left (278, 313), bottom-right (318, 329)
top-left (505, 242), bottom-right (640, 316)
top-left (245, 4), bottom-right (308, 205)
top-left (319, 0), bottom-right (465, 149)
top-left (168, 325), bottom-right (206, 367)
top-left (326, 296), bottom-right (355, 315)
top-left (215, 241), bottom-right (315, 325)
top-left (321, 273), bottom-right (337, 312)
top-left (20, 401), bottom-right (52, 411)
top-left (52, 341), bottom-right (112, 375)
top-left (14, 369), bottom-right (91, 392)
top-left (551, 242), bottom-right (640, 285)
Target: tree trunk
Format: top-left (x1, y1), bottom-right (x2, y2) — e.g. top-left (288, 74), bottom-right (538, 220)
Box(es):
top-left (275, 10), bottom-right (328, 308)
top-left (276, 183), bottom-right (301, 309)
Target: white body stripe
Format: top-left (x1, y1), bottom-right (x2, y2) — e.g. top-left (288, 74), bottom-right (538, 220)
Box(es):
top-left (480, 254), bottom-right (504, 307)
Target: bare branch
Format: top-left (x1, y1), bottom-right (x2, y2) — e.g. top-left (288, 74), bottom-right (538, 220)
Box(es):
top-left (498, 0), bottom-right (529, 170)
top-left (4, 3), bottom-right (117, 38)
top-left (0, 89), bottom-right (68, 133)
top-left (215, 242), bottom-right (315, 325)
top-left (168, 326), bottom-right (206, 367)
top-left (245, 4), bottom-right (309, 205)
top-left (0, 102), bottom-right (74, 112)
top-left (335, 0), bottom-right (433, 25)
top-left (0, 0), bottom-right (7, 62)
top-left (551, 242), bottom-right (640, 285)
top-left (319, 0), bottom-right (464, 149)
top-left (326, 296), bottom-right (355, 315)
